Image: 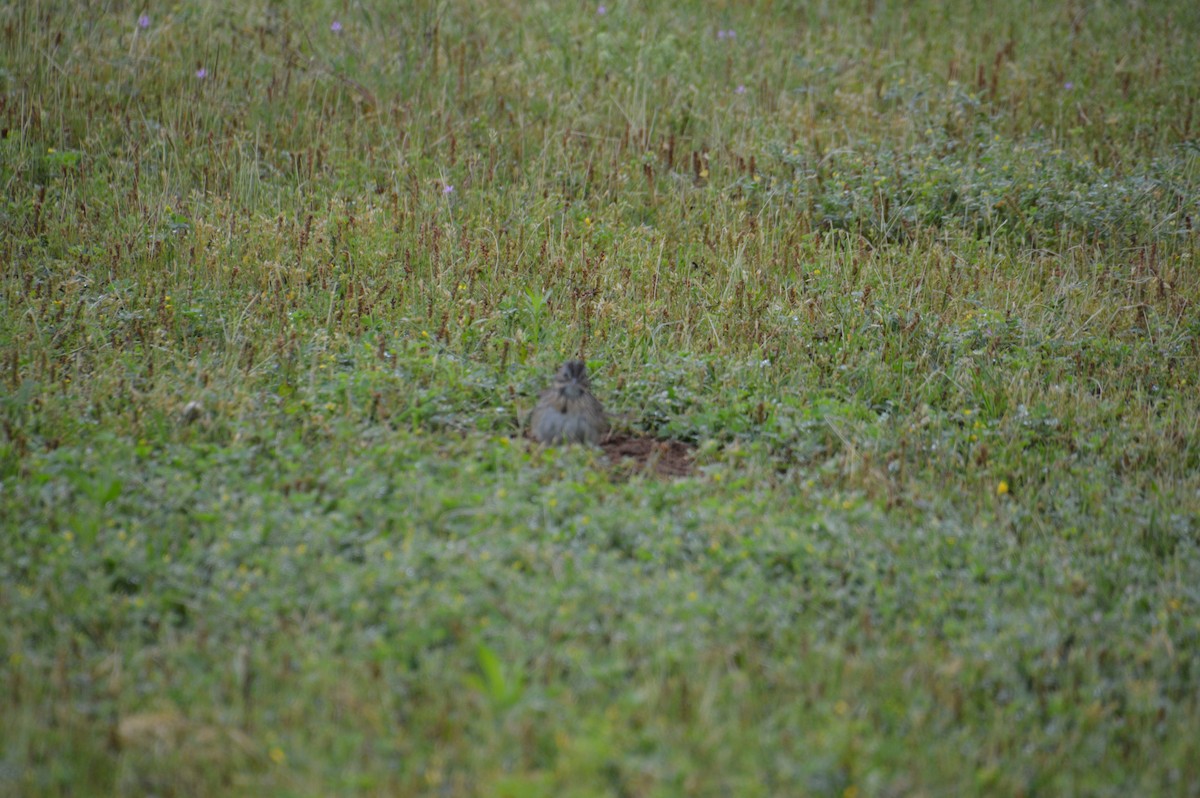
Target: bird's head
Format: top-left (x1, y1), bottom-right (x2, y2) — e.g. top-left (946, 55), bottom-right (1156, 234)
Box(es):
top-left (555, 359), bottom-right (591, 398)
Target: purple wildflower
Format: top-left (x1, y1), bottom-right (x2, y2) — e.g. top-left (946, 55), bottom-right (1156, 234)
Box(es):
top-left (443, 184), bottom-right (454, 195)
top-left (195, 67), bottom-right (208, 79)
top-left (137, 14), bottom-right (150, 29)
top-left (597, 4), bottom-right (606, 14)
top-left (331, 20), bottom-right (343, 32)
top-left (735, 84), bottom-right (746, 94)
top-left (1063, 81), bottom-right (1074, 90)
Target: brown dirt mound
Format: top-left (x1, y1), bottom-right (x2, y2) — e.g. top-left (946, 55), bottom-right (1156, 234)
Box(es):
top-left (601, 434), bottom-right (695, 478)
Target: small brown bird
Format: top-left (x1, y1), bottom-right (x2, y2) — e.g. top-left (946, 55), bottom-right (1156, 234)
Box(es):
top-left (531, 359), bottom-right (609, 445)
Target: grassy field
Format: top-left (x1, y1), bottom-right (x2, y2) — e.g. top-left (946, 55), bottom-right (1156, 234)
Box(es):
top-left (3, 0), bottom-right (1200, 794)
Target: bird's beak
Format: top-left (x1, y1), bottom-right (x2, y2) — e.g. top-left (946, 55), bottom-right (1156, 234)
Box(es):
top-left (562, 378), bottom-right (585, 399)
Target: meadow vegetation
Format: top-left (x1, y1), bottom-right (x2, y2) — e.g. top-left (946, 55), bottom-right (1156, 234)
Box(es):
top-left (2, 0), bottom-right (1199, 794)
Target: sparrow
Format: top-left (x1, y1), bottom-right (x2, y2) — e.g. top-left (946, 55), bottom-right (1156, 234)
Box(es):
top-left (530, 359), bottom-right (609, 445)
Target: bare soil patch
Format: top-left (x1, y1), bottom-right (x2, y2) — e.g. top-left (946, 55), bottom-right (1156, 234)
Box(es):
top-left (601, 434), bottom-right (695, 478)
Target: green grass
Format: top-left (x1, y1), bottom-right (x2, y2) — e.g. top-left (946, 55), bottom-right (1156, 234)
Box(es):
top-left (3, 0), bottom-right (1200, 795)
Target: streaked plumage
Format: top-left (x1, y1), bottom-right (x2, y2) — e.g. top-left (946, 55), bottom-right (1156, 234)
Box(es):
top-left (531, 360), bottom-right (609, 445)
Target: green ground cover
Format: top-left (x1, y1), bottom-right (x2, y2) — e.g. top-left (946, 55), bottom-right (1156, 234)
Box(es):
top-left (2, 0), bottom-right (1199, 794)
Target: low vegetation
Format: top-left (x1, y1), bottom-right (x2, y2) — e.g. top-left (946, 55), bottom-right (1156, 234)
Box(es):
top-left (2, 0), bottom-right (1198, 794)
